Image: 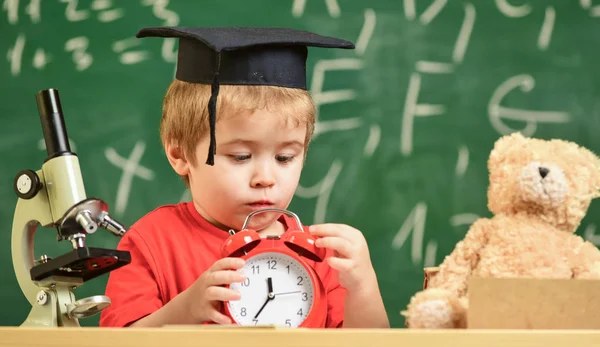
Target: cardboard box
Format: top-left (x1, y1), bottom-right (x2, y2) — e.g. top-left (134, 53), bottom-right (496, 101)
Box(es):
top-left (467, 276), bottom-right (600, 329)
top-left (418, 267), bottom-right (600, 329)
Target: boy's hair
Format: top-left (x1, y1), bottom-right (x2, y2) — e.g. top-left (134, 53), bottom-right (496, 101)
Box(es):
top-left (161, 79), bottom-right (316, 185)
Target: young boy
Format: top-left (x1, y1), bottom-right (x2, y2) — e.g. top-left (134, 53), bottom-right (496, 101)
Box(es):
top-left (99, 26), bottom-right (389, 328)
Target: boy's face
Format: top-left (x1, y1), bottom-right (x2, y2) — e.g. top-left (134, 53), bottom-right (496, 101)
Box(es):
top-left (184, 109), bottom-right (306, 232)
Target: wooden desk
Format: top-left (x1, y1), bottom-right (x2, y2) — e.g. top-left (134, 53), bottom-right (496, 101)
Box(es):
top-left (0, 327), bottom-right (599, 347)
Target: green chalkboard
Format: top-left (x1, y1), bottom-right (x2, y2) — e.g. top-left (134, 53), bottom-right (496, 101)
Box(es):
top-left (2, 0), bottom-right (600, 328)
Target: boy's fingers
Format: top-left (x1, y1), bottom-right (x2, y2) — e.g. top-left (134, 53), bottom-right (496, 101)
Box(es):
top-left (207, 270), bottom-right (246, 286)
top-left (205, 285), bottom-right (241, 302)
top-left (315, 237), bottom-right (353, 257)
top-left (309, 224), bottom-right (345, 237)
top-left (327, 257), bottom-right (355, 272)
top-left (212, 257), bottom-right (245, 271)
top-left (209, 309), bottom-right (233, 325)
top-left (310, 224), bottom-right (364, 239)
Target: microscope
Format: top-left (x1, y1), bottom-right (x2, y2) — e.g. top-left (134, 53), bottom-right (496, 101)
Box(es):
top-left (11, 88), bottom-right (131, 327)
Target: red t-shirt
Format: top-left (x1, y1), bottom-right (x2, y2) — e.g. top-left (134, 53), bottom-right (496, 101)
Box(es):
top-left (99, 202), bottom-right (345, 328)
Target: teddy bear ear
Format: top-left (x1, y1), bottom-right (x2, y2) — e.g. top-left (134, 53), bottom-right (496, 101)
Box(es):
top-left (488, 132), bottom-right (528, 167)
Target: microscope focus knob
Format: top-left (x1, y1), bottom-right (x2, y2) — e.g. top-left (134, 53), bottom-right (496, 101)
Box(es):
top-left (14, 169), bottom-right (42, 200)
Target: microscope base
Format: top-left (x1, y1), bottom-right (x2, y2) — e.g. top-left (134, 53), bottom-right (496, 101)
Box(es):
top-left (21, 285), bottom-right (80, 327)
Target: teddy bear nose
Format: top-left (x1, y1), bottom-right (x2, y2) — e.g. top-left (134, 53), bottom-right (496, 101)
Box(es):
top-left (538, 166), bottom-right (550, 178)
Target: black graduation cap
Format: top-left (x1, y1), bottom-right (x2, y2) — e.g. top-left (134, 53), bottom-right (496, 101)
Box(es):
top-left (136, 27), bottom-right (355, 165)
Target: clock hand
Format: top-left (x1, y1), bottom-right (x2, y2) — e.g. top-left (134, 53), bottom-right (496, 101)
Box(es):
top-left (267, 277), bottom-right (273, 294)
top-left (254, 296), bottom-right (271, 319)
top-left (254, 278), bottom-right (275, 319)
top-left (273, 291), bottom-right (301, 296)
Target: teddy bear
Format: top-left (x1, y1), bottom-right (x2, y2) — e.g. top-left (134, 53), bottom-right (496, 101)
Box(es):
top-left (402, 132), bottom-right (600, 329)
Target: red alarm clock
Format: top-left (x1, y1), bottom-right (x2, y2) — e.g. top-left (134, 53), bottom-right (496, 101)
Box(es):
top-left (221, 208), bottom-right (327, 328)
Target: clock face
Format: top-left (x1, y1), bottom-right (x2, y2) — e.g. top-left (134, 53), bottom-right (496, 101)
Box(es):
top-left (227, 251), bottom-right (315, 327)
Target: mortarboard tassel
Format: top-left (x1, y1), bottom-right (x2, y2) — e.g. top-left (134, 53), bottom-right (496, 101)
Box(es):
top-left (206, 53), bottom-right (221, 165)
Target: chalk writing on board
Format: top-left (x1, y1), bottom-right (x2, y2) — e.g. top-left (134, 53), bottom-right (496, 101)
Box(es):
top-left (416, 61), bottom-right (453, 74)
top-left (355, 9), bottom-right (375, 56)
top-left (91, 0), bottom-right (124, 22)
top-left (537, 7), bottom-right (555, 51)
top-left (393, 209), bottom-right (484, 267)
top-left (105, 141), bottom-right (155, 217)
top-left (581, 0), bottom-right (600, 17)
top-left (7, 34), bottom-right (25, 76)
top-left (65, 36), bottom-right (93, 71)
top-left (3, 0), bottom-right (40, 24)
top-left (455, 145), bottom-right (469, 177)
top-left (391, 202), bottom-right (438, 267)
top-left (404, 0), bottom-right (447, 24)
top-left (363, 124), bottom-right (380, 158)
top-left (454, 3), bottom-right (475, 63)
top-left (401, 73), bottom-right (446, 157)
top-left (495, 2), bottom-right (556, 51)
top-left (3, 0), bottom-right (20, 24)
top-left (60, 0), bottom-right (90, 22)
top-left (58, 0), bottom-right (124, 23)
top-left (488, 74), bottom-right (570, 136)
top-left (293, 3), bottom-right (377, 224)
top-left (32, 47), bottom-right (51, 69)
top-left (4, 0), bottom-right (182, 75)
top-left (495, 0), bottom-right (531, 17)
top-left (420, 0), bottom-right (447, 25)
top-left (401, 3), bottom-right (476, 156)
top-left (7, 34), bottom-right (94, 75)
top-left (112, 38), bottom-right (150, 65)
top-left (450, 213), bottom-right (480, 227)
top-left (310, 58), bottom-right (363, 133)
top-left (4, 0), bottom-right (125, 24)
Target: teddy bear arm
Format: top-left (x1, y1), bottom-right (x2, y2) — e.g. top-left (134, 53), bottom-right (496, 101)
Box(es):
top-left (429, 219), bottom-right (491, 296)
top-left (403, 220), bottom-right (490, 329)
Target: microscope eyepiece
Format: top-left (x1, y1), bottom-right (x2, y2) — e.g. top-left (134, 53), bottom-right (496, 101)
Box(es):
top-left (36, 89), bottom-right (74, 160)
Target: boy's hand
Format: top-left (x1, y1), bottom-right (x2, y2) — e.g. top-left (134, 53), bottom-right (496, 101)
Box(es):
top-left (181, 257), bottom-right (246, 324)
top-left (309, 224), bottom-right (376, 292)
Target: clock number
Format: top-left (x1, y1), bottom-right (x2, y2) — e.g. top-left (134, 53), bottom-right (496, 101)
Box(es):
top-left (302, 292), bottom-right (308, 301)
top-left (252, 318), bottom-right (258, 325)
top-left (241, 277), bottom-right (250, 287)
top-left (297, 276), bottom-right (303, 285)
top-left (297, 308), bottom-right (303, 316)
top-left (252, 265), bottom-right (259, 274)
top-left (241, 307), bottom-right (247, 317)
top-left (286, 265), bottom-right (290, 274)
top-left (267, 260), bottom-right (277, 270)
top-left (285, 319), bottom-right (291, 327)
